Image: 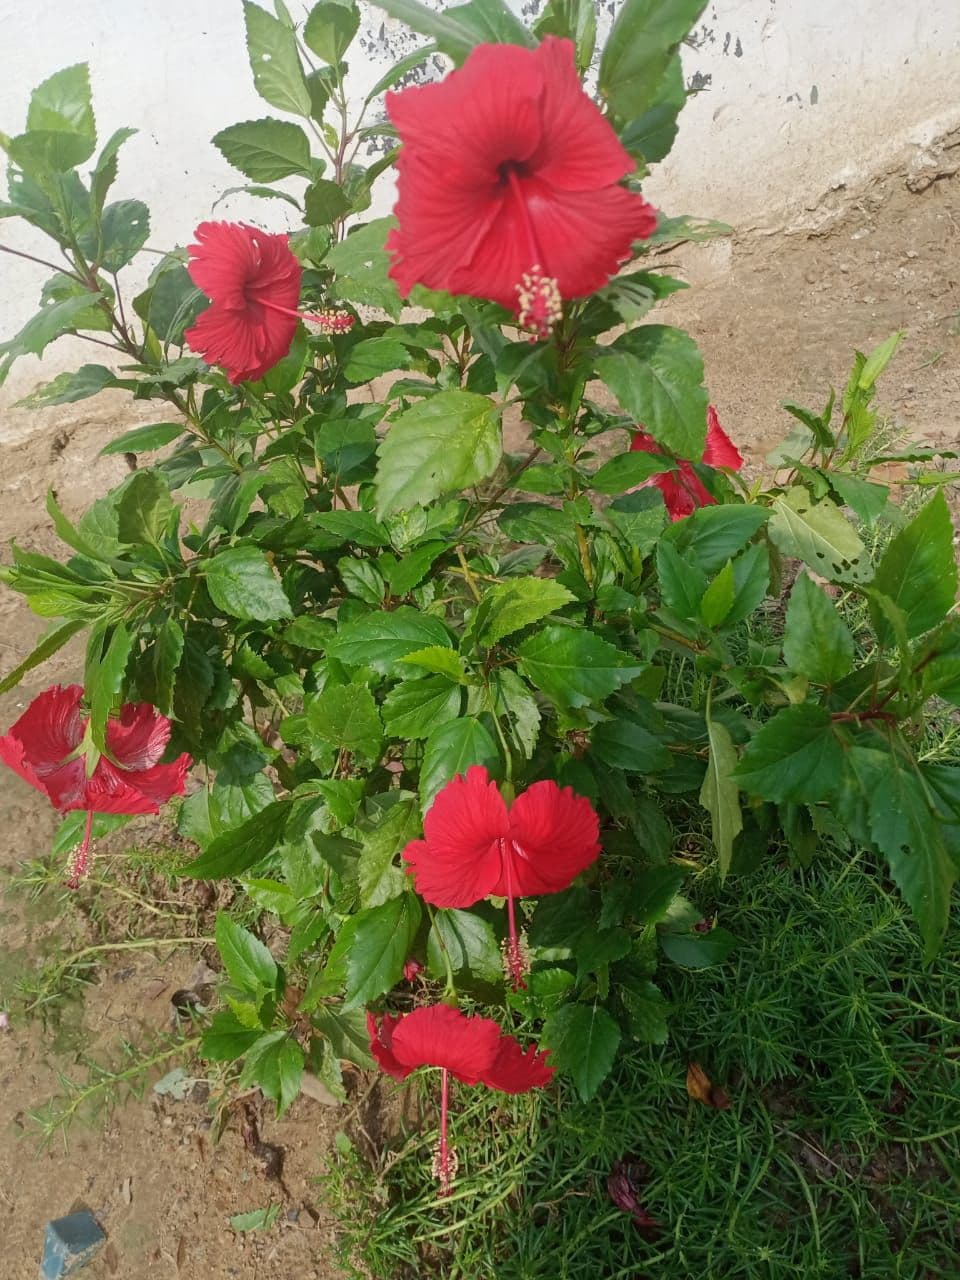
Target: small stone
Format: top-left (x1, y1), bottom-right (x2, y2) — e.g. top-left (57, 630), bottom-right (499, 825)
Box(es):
top-left (39, 1211), bottom-right (106, 1278)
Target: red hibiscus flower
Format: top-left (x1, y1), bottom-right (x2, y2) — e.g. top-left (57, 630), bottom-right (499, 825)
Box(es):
top-left (630, 406), bottom-right (744, 520)
top-left (367, 1004), bottom-right (553, 1194)
top-left (184, 222), bottom-right (302, 384)
top-left (0, 684), bottom-right (191, 885)
top-left (386, 38), bottom-right (656, 337)
top-left (403, 766), bottom-right (600, 986)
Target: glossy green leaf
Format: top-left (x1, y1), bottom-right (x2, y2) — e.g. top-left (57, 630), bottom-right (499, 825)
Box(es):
top-left (243, 0), bottom-right (312, 116)
top-left (382, 676), bottom-right (462, 740)
top-left (331, 894), bottom-right (422, 1009)
top-left (595, 326), bottom-right (708, 461)
top-left (183, 800), bottom-right (291, 879)
top-left (375, 391), bottom-right (501, 519)
top-left (659, 926), bottom-right (736, 968)
top-left (600, 0), bottom-right (707, 119)
top-left (782, 572), bottom-right (854, 684)
top-left (357, 797), bottom-right (419, 908)
top-left (734, 705), bottom-right (844, 804)
top-left (700, 710), bottom-right (742, 879)
top-left (475, 576), bottom-right (575, 646)
top-left (768, 486), bottom-right (871, 584)
top-left (215, 911), bottom-right (278, 995)
top-left (517, 625), bottom-right (640, 710)
top-left (204, 547), bottom-right (292, 622)
top-left (307, 682), bottom-right (383, 763)
top-left (304, 1), bottom-right (360, 63)
top-left (871, 490), bottom-right (957, 643)
top-left (327, 607), bottom-right (452, 676)
top-left (543, 1003), bottom-right (621, 1102)
top-left (427, 908), bottom-right (503, 984)
top-left (420, 716), bottom-right (499, 810)
top-left (213, 117), bottom-right (312, 181)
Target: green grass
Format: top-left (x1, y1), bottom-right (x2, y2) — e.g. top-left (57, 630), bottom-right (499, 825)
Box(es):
top-left (325, 847), bottom-right (960, 1279)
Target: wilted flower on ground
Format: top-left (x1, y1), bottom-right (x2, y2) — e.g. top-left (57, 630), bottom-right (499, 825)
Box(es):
top-left (630, 406), bottom-right (744, 520)
top-left (403, 766), bottom-right (600, 986)
top-left (385, 38), bottom-right (656, 337)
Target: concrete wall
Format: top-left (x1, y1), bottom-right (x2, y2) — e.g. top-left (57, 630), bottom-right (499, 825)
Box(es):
top-left (1, 0), bottom-right (958, 409)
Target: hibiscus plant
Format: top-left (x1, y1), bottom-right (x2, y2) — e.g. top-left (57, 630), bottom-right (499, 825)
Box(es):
top-left (1, 0), bottom-right (959, 1183)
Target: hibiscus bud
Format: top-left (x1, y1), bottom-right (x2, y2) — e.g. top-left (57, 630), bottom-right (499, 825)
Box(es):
top-left (403, 958), bottom-right (423, 982)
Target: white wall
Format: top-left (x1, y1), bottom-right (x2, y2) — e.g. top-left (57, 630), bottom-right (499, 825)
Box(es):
top-left (1, 0), bottom-right (958, 408)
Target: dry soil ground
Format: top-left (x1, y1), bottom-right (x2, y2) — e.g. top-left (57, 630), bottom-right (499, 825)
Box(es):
top-left (0, 160), bottom-right (957, 1279)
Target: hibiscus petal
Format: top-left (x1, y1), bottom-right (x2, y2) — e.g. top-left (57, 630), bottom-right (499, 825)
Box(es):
top-left (404, 767), bottom-right (508, 908)
top-left (657, 464), bottom-right (715, 520)
top-left (703, 406), bottom-right (744, 470)
top-left (480, 1034), bottom-right (554, 1093)
top-left (388, 1005), bottom-right (501, 1084)
top-left (187, 221), bottom-right (260, 307)
top-left (85, 759), bottom-right (169, 815)
top-left (387, 43), bottom-right (543, 175)
top-left (185, 300), bottom-right (295, 384)
top-left (522, 179), bottom-right (657, 300)
top-left (106, 702), bottom-right (172, 770)
top-left (367, 1011), bottom-right (414, 1080)
top-left (530, 38), bottom-right (636, 190)
top-left (387, 154), bottom-right (505, 301)
top-left (502, 779), bottom-right (600, 897)
top-left (0, 733), bottom-right (85, 809)
top-left (1, 684), bottom-right (84, 770)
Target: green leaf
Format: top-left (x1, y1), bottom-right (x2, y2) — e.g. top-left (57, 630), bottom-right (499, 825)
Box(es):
top-left (311, 1005), bottom-right (375, 1068)
top-left (3, 295), bottom-right (104, 369)
top-left (27, 63), bottom-right (96, 146)
top-left (859, 330), bottom-right (903, 390)
top-left (133, 262), bottom-right (204, 345)
top-left (667, 504), bottom-right (770, 575)
top-left (304, 177), bottom-right (352, 226)
top-left (590, 717), bottom-right (671, 773)
top-left (398, 646), bottom-right (467, 682)
top-left (589, 448), bottom-right (673, 495)
top-left (427, 908), bottom-right (503, 984)
top-left (659, 927), bottom-right (736, 968)
top-left (734, 704), bottom-right (844, 804)
top-left (183, 800), bottom-right (291, 879)
top-left (839, 747), bottom-right (955, 961)
top-left (326, 606), bottom-right (451, 676)
top-left (619, 54), bottom-right (685, 162)
top-left (87, 624), bottom-right (133, 752)
top-left (595, 326), bottom-right (708, 459)
top-left (517, 625), bottom-right (639, 710)
top-left (215, 912), bottom-right (278, 995)
top-left (0, 619), bottom-right (84, 695)
top-left (475, 576), bottom-right (575, 646)
top-left (656, 539), bottom-right (707, 619)
top-left (782, 572), bottom-right (855, 684)
top-left (304, 1), bottom-right (360, 63)
top-left (240, 1032), bottom-right (304, 1116)
top-left (213, 117), bottom-right (312, 181)
top-left (117, 470), bottom-right (175, 546)
top-left (700, 711), bottom-right (742, 879)
top-left (621, 979), bottom-right (670, 1043)
top-left (330, 895), bottom-right (422, 1009)
top-left (700, 559), bottom-right (736, 628)
top-left (96, 199), bottom-right (150, 270)
top-left (325, 217), bottom-right (402, 317)
top-left (382, 676), bottom-right (462, 740)
top-left (229, 1205), bottom-right (281, 1233)
top-left (871, 490), bottom-right (957, 644)
top-left (542, 1003), bottom-right (621, 1102)
top-left (104, 425), bottom-right (185, 464)
top-left (152, 618), bottom-right (184, 717)
top-left (91, 126), bottom-right (137, 213)
top-left (307, 683), bottom-right (383, 764)
top-left (767, 486), bottom-right (871, 584)
top-left (18, 364), bottom-right (118, 408)
top-left (420, 716), bottom-right (499, 811)
top-left (202, 1010), bottom-right (265, 1062)
top-left (534, 0), bottom-right (597, 70)
top-left (204, 547), bottom-right (292, 622)
top-left (357, 797), bottom-right (420, 908)
top-left (828, 472), bottom-right (889, 524)
top-left (600, 0), bottom-right (707, 120)
top-left (374, 391), bottom-right (501, 519)
top-left (374, 0), bottom-right (532, 63)
top-left (243, 0), bottom-right (312, 116)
